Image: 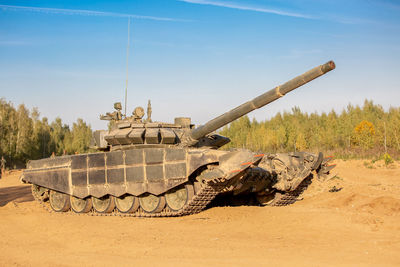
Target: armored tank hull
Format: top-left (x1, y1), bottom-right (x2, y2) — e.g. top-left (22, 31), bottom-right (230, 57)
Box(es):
top-left (23, 148), bottom-right (333, 217)
top-left (21, 61), bottom-right (336, 217)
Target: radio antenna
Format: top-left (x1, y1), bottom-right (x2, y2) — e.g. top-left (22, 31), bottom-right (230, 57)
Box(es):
top-left (124, 17), bottom-right (131, 117)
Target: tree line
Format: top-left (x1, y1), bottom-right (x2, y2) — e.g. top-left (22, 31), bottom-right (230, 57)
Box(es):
top-left (1, 98), bottom-right (399, 169)
top-left (0, 98), bottom-right (92, 168)
top-left (219, 100), bottom-right (400, 159)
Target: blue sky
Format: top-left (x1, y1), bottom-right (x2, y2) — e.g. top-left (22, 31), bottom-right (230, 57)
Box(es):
top-left (1, 0), bottom-right (399, 130)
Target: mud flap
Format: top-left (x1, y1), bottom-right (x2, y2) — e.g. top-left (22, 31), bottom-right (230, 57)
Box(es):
top-left (197, 152), bottom-right (265, 194)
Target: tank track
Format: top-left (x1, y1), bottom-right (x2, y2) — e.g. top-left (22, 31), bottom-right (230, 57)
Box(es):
top-left (31, 176), bottom-right (312, 217)
top-left (267, 176), bottom-right (312, 206)
top-left (31, 182), bottom-right (225, 218)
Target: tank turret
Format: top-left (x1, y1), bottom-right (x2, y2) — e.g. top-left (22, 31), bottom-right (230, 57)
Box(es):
top-left (94, 61), bottom-right (335, 150)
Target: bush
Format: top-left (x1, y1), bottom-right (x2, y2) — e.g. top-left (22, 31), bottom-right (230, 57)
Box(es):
top-left (383, 153), bottom-right (394, 166)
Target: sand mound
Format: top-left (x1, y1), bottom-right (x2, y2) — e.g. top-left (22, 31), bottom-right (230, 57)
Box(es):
top-left (356, 196), bottom-right (400, 216)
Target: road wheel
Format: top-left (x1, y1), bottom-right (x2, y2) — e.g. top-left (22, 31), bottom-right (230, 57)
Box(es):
top-left (139, 193), bottom-right (165, 213)
top-left (70, 196), bottom-right (92, 213)
top-left (165, 184), bottom-right (194, 211)
top-left (115, 195), bottom-right (139, 213)
top-left (92, 195), bottom-right (115, 213)
top-left (49, 190), bottom-right (70, 212)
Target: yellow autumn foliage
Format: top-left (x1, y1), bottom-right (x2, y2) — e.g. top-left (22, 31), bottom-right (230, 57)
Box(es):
top-left (353, 120), bottom-right (375, 149)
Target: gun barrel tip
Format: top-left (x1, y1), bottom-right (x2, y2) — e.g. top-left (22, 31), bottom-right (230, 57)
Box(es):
top-left (321, 60), bottom-right (336, 73)
top-left (328, 60), bottom-right (336, 70)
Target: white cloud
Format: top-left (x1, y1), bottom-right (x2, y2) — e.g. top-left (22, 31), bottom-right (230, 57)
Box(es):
top-left (0, 4), bottom-right (188, 22)
top-left (178, 0), bottom-right (383, 25)
top-left (178, 0), bottom-right (313, 19)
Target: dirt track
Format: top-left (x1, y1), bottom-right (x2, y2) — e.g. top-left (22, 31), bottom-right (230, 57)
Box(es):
top-left (1, 160), bottom-right (400, 266)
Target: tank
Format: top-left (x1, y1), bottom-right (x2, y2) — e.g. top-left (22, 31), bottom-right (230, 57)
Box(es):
top-left (21, 61), bottom-right (336, 217)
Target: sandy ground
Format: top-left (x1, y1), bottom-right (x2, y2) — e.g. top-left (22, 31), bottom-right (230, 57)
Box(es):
top-left (0, 160), bottom-right (400, 266)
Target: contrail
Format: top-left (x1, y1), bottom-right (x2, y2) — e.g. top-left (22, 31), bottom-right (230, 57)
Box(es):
top-left (178, 0), bottom-right (313, 19)
top-left (0, 4), bottom-right (188, 22)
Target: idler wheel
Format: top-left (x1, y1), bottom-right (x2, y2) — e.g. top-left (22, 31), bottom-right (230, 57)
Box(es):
top-left (92, 195), bottom-right (115, 213)
top-left (31, 184), bottom-right (48, 201)
top-left (70, 196), bottom-right (92, 213)
top-left (139, 193), bottom-right (166, 213)
top-left (165, 184), bottom-right (194, 211)
top-left (49, 190), bottom-right (70, 212)
top-left (115, 195), bottom-right (140, 213)
top-left (256, 192), bottom-right (281, 206)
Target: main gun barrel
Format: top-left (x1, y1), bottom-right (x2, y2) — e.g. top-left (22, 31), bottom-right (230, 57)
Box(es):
top-left (190, 61), bottom-right (335, 141)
